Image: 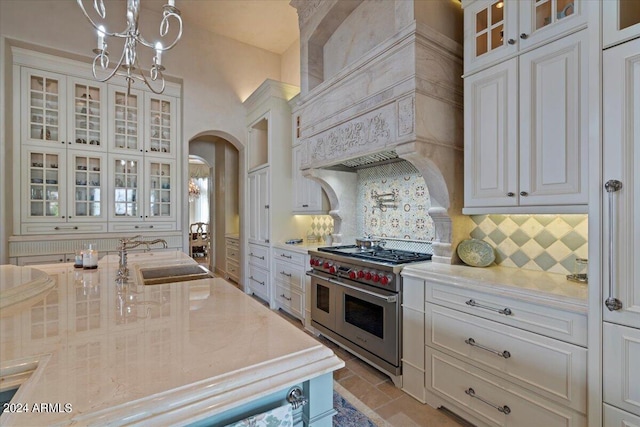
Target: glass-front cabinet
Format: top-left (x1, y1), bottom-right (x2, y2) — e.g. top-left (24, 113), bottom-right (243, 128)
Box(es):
top-left (603, 0), bottom-right (640, 48)
top-left (22, 68), bottom-right (66, 145)
top-left (68, 78), bottom-right (107, 151)
top-left (108, 155), bottom-right (176, 231)
top-left (146, 94), bottom-right (176, 156)
top-left (22, 145), bottom-right (107, 234)
top-left (464, 0), bottom-right (586, 74)
top-left (109, 87), bottom-right (144, 154)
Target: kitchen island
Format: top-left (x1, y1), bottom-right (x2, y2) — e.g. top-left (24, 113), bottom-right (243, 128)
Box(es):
top-left (0, 253), bottom-right (344, 426)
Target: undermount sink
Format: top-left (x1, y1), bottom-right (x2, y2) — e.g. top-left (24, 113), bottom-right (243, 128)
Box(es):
top-left (138, 264), bottom-right (214, 285)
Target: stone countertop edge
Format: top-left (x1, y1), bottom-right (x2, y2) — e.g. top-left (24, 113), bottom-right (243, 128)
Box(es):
top-left (272, 241), bottom-right (322, 254)
top-left (401, 263), bottom-right (588, 313)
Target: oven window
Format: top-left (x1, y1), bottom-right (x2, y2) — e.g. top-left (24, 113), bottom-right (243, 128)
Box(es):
top-left (316, 284), bottom-right (331, 314)
top-left (344, 295), bottom-right (383, 339)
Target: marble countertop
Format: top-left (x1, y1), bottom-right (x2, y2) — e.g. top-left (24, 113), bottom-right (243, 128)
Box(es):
top-left (272, 241), bottom-right (324, 254)
top-left (401, 263), bottom-right (588, 312)
top-left (0, 254), bottom-right (343, 426)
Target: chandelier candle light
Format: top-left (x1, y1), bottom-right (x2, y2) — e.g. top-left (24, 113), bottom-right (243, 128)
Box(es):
top-left (77, 0), bottom-right (183, 95)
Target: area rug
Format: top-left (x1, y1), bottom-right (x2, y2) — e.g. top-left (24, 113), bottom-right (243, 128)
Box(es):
top-left (333, 381), bottom-right (391, 427)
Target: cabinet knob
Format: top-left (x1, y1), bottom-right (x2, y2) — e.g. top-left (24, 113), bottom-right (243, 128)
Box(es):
top-left (520, 191), bottom-right (529, 197)
top-left (302, 204), bottom-right (309, 207)
top-left (264, 205), bottom-right (269, 209)
top-left (520, 33), bottom-right (528, 39)
top-left (507, 39), bottom-right (516, 45)
top-left (506, 192), bottom-right (515, 197)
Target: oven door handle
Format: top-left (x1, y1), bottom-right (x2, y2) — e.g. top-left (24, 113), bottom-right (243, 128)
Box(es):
top-left (307, 271), bottom-right (398, 303)
top-left (329, 278), bottom-right (397, 303)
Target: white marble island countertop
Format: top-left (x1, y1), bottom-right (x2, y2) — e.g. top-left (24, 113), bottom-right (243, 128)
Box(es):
top-left (0, 254), bottom-right (343, 426)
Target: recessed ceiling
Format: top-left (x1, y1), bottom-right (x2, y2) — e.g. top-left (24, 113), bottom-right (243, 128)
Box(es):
top-left (143, 0), bottom-right (300, 54)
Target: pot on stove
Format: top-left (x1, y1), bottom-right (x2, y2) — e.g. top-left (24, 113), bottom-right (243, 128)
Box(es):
top-left (355, 234), bottom-right (386, 250)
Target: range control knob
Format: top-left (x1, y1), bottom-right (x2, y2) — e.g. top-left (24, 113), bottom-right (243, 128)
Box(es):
top-left (329, 265), bottom-right (337, 274)
top-left (372, 273), bottom-right (380, 282)
top-left (364, 271), bottom-right (372, 280)
top-left (323, 261), bottom-right (331, 269)
top-left (380, 275), bottom-right (390, 285)
top-left (357, 270), bottom-right (365, 278)
top-left (349, 270), bottom-right (357, 279)
top-left (310, 258), bottom-right (316, 266)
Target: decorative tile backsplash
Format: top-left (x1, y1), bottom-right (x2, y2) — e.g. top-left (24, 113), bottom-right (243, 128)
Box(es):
top-left (356, 161), bottom-right (435, 241)
top-left (469, 214), bottom-right (588, 274)
top-left (307, 215), bottom-right (334, 241)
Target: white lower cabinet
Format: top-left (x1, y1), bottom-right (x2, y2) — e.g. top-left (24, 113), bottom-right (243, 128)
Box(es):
top-left (247, 264), bottom-right (269, 303)
top-left (402, 273), bottom-right (587, 427)
top-left (426, 347), bottom-right (586, 427)
top-left (604, 404), bottom-right (640, 427)
top-left (225, 237), bottom-right (239, 283)
top-left (603, 323), bottom-right (640, 417)
top-left (272, 247), bottom-right (307, 322)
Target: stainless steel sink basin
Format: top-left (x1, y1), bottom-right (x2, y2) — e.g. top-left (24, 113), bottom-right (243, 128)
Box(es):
top-left (139, 264), bottom-right (213, 285)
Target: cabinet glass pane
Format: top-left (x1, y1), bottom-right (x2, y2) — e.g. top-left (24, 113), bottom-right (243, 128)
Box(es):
top-left (149, 98), bottom-right (171, 154)
top-left (29, 152), bottom-right (60, 217)
top-left (475, 2), bottom-right (504, 58)
top-left (74, 155), bottom-right (102, 217)
top-left (620, 0), bottom-right (640, 31)
top-left (535, 0), bottom-right (574, 30)
top-left (73, 83), bottom-right (102, 147)
top-left (114, 91), bottom-right (139, 151)
top-left (149, 161), bottom-right (171, 217)
top-left (113, 159), bottom-right (138, 217)
top-left (29, 75), bottom-right (60, 142)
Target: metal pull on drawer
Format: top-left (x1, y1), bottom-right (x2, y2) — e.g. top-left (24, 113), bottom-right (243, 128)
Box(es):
top-left (465, 337), bottom-right (511, 359)
top-left (466, 299), bottom-right (512, 316)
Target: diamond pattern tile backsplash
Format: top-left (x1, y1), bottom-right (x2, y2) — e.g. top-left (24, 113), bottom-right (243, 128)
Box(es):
top-left (356, 161), bottom-right (435, 241)
top-left (308, 215), bottom-right (334, 242)
top-left (470, 214), bottom-right (588, 274)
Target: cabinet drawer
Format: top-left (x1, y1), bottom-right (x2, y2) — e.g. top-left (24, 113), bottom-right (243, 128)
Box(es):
top-left (248, 243), bottom-right (269, 269)
top-left (226, 247), bottom-right (240, 262)
top-left (426, 282), bottom-right (587, 346)
top-left (248, 265), bottom-right (269, 302)
top-left (21, 223), bottom-right (107, 234)
top-left (274, 260), bottom-right (304, 291)
top-left (108, 222), bottom-right (175, 232)
top-left (603, 322), bottom-right (640, 417)
top-left (426, 348), bottom-right (586, 427)
top-left (275, 282), bottom-right (303, 319)
top-left (427, 303), bottom-right (586, 413)
top-left (226, 260), bottom-right (239, 280)
top-left (604, 403), bottom-right (640, 427)
top-left (226, 237), bottom-right (239, 250)
top-left (273, 248), bottom-right (306, 266)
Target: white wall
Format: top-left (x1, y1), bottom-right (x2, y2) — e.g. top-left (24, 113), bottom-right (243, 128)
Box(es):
top-left (0, 0), bottom-right (300, 262)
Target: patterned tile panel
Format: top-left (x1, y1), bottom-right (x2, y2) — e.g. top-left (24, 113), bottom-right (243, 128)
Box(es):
top-left (469, 214), bottom-right (588, 274)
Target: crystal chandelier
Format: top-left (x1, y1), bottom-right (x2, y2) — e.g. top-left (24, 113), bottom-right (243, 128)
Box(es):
top-left (188, 178), bottom-right (201, 202)
top-left (76, 0), bottom-right (183, 94)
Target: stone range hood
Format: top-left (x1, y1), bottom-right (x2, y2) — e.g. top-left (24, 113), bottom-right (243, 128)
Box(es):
top-left (291, 0), bottom-right (468, 263)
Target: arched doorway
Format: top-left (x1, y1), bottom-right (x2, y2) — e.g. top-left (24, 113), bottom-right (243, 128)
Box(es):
top-left (188, 132), bottom-right (243, 280)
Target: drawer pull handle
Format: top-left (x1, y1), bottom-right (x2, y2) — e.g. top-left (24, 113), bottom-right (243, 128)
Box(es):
top-left (280, 253), bottom-right (292, 259)
top-left (605, 179), bottom-right (623, 311)
top-left (465, 338), bottom-right (511, 359)
top-left (280, 293), bottom-right (292, 301)
top-left (466, 299), bottom-right (512, 316)
top-left (54, 226), bottom-right (79, 230)
top-left (465, 388), bottom-right (511, 414)
top-left (249, 253), bottom-right (265, 260)
top-left (280, 271), bottom-right (292, 277)
top-left (249, 276), bottom-right (265, 286)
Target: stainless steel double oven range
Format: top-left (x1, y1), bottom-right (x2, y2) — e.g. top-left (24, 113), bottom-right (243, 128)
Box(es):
top-left (307, 245), bottom-right (431, 386)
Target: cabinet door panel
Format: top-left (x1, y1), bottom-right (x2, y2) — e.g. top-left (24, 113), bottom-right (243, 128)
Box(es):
top-left (603, 1), bottom-right (640, 49)
top-left (519, 30), bottom-right (588, 205)
top-left (258, 168), bottom-right (270, 243)
top-left (603, 38), bottom-right (640, 328)
top-left (603, 323), bottom-right (640, 416)
top-left (145, 93), bottom-right (176, 156)
top-left (463, 0), bottom-right (518, 74)
top-left (21, 68), bottom-right (67, 145)
top-left (67, 77), bottom-right (106, 151)
top-left (464, 58), bottom-right (518, 207)
top-left (518, 0), bottom-right (587, 52)
top-left (68, 150), bottom-right (107, 222)
top-left (23, 145), bottom-right (67, 222)
top-left (109, 86), bottom-right (144, 154)
top-left (109, 154), bottom-right (142, 221)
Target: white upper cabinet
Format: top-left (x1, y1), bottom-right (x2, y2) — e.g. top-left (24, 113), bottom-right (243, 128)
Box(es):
top-left (464, 30), bottom-right (588, 213)
top-left (602, 38), bottom-right (640, 329)
top-left (603, 0), bottom-right (640, 49)
top-left (464, 0), bottom-right (587, 75)
top-left (145, 93), bottom-right (177, 157)
top-left (67, 77), bottom-right (107, 151)
top-left (21, 68), bottom-right (67, 146)
top-left (109, 86), bottom-right (144, 154)
top-left (292, 144), bottom-right (326, 214)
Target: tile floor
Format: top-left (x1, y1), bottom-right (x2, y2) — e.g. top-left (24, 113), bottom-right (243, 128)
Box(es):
top-left (273, 307), bottom-right (473, 427)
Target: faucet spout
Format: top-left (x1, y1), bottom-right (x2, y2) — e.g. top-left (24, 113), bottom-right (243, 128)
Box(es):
top-left (116, 237), bottom-right (169, 278)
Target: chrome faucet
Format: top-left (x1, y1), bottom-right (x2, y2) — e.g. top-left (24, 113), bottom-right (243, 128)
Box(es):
top-left (117, 236), bottom-right (168, 278)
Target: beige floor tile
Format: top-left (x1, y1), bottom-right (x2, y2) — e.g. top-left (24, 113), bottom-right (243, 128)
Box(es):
top-left (344, 357), bottom-right (390, 386)
top-left (377, 379), bottom-right (406, 400)
top-left (333, 366), bottom-right (354, 381)
top-left (338, 374), bottom-right (395, 410)
top-left (376, 395), bottom-right (467, 426)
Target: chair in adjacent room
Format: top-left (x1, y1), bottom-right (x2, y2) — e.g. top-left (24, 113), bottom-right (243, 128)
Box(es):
top-left (189, 222), bottom-right (210, 264)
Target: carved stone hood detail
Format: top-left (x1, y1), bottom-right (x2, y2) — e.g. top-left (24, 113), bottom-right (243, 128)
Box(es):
top-left (291, 0), bottom-right (466, 263)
